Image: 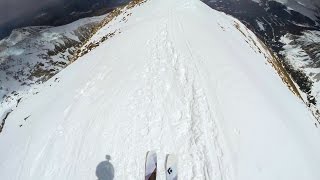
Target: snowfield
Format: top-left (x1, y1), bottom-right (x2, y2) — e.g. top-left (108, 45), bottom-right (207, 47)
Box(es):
top-left (1, 0), bottom-right (320, 179)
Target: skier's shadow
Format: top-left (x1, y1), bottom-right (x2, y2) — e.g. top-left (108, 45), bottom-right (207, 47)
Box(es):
top-left (96, 155), bottom-right (114, 180)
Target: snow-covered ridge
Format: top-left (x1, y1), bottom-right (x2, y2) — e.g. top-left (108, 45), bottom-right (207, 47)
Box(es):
top-left (203, 0), bottom-right (320, 122)
top-left (233, 20), bottom-right (302, 99)
top-left (0, 15), bottom-right (106, 118)
top-left (1, 0), bottom-right (320, 179)
top-left (0, 0), bottom-right (146, 121)
top-left (0, 0), bottom-right (149, 136)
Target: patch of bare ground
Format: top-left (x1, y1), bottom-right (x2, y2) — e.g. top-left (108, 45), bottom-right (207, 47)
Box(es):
top-left (0, 110), bottom-right (12, 133)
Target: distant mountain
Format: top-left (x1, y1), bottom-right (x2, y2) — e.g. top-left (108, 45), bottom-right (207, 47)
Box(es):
top-left (0, 0), bottom-right (131, 39)
top-left (257, 0), bottom-right (320, 21)
top-left (0, 15), bottom-right (106, 117)
top-left (203, 0), bottom-right (320, 120)
top-left (0, 0), bottom-right (138, 124)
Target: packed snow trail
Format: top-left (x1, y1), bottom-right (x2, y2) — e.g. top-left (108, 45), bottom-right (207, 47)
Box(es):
top-left (1, 0), bottom-right (320, 179)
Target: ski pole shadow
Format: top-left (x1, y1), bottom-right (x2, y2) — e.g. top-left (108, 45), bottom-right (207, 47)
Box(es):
top-left (96, 155), bottom-right (114, 180)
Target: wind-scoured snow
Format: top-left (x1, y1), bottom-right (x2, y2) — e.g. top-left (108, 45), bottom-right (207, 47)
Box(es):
top-left (1, 0), bottom-right (320, 179)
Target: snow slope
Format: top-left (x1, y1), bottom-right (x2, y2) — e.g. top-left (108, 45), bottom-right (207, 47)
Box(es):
top-left (1, 0), bottom-right (320, 179)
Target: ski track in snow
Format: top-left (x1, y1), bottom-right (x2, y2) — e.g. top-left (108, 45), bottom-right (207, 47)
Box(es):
top-left (122, 2), bottom-right (231, 178)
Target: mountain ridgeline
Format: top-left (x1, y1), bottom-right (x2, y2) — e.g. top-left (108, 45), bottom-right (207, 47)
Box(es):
top-left (0, 0), bottom-right (131, 39)
top-left (203, 0), bottom-right (320, 120)
top-left (1, 0), bottom-right (320, 179)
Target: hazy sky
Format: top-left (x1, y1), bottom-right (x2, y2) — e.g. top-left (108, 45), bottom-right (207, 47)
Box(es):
top-left (0, 0), bottom-right (62, 26)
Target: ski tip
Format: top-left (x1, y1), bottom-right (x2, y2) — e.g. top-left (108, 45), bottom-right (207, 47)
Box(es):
top-left (165, 154), bottom-right (177, 166)
top-left (145, 151), bottom-right (157, 180)
top-left (146, 151), bottom-right (157, 161)
top-left (146, 150), bottom-right (156, 155)
top-left (165, 154), bottom-right (178, 180)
